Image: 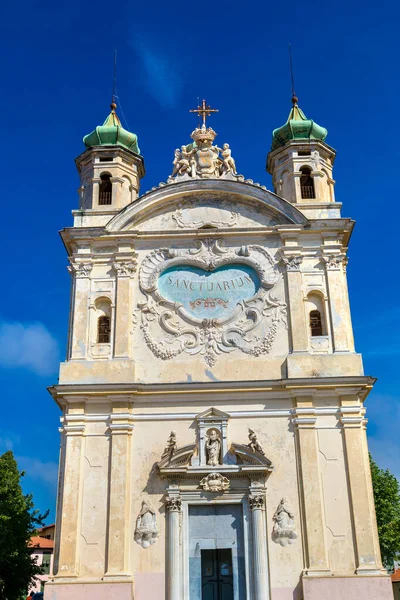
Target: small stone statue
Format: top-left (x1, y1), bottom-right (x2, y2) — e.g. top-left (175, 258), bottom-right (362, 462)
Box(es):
top-left (206, 429), bottom-right (221, 466)
top-left (220, 143), bottom-right (236, 175)
top-left (272, 497), bottom-right (298, 546)
top-left (247, 428), bottom-right (265, 455)
top-left (162, 430), bottom-right (177, 460)
top-left (134, 500), bottom-right (160, 549)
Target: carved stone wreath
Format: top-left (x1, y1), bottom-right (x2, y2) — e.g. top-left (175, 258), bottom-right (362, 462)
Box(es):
top-left (138, 238), bottom-right (287, 366)
top-left (200, 472), bottom-right (230, 492)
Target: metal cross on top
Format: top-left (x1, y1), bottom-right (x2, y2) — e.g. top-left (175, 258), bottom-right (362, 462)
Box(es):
top-left (189, 99), bottom-right (219, 128)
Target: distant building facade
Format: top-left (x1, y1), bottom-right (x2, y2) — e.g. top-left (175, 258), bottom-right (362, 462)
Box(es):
top-left (45, 98), bottom-right (394, 600)
top-left (30, 525), bottom-right (55, 593)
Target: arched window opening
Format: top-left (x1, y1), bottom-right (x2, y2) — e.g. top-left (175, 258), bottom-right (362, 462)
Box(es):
top-left (300, 167), bottom-right (315, 199)
top-left (99, 174), bottom-right (112, 205)
top-left (310, 310), bottom-right (323, 337)
top-left (97, 315), bottom-right (111, 343)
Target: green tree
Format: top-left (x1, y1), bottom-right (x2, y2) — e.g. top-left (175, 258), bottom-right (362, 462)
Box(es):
top-left (370, 454), bottom-right (400, 569)
top-left (0, 451), bottom-right (48, 600)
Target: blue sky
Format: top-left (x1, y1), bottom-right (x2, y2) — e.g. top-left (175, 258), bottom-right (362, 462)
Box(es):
top-left (0, 0), bottom-right (399, 521)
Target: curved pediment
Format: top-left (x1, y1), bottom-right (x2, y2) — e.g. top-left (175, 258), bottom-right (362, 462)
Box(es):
top-left (106, 179), bottom-right (307, 232)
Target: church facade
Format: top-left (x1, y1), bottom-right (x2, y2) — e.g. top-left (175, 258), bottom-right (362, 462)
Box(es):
top-left (46, 98), bottom-right (393, 600)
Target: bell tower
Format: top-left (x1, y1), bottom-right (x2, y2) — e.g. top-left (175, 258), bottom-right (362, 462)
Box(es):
top-left (267, 96), bottom-right (337, 218)
top-left (74, 102), bottom-right (145, 227)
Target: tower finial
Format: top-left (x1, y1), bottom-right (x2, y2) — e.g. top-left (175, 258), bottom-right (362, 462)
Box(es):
top-left (289, 44), bottom-right (298, 106)
top-left (110, 49), bottom-right (117, 111)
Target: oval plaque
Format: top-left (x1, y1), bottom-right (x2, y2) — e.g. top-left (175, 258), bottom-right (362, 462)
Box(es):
top-left (158, 264), bottom-right (260, 319)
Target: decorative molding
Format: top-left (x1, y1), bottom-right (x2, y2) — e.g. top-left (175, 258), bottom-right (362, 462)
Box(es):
top-left (249, 494), bottom-right (265, 510)
top-left (322, 253), bottom-right (347, 271)
top-left (138, 239), bottom-right (286, 366)
top-left (172, 198), bottom-right (238, 229)
top-left (165, 497), bottom-right (182, 512)
top-left (280, 255), bottom-right (302, 272)
top-left (113, 259), bottom-right (138, 277)
top-left (68, 261), bottom-right (93, 278)
top-left (134, 500), bottom-right (159, 548)
top-left (199, 472), bottom-right (230, 492)
top-left (272, 498), bottom-right (298, 546)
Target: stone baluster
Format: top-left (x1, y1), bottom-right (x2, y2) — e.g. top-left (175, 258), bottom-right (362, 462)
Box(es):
top-left (165, 497), bottom-right (182, 600)
top-left (249, 494), bottom-right (270, 600)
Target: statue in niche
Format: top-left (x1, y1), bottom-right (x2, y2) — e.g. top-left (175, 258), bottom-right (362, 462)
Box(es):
top-left (206, 429), bottom-right (221, 466)
top-left (247, 428), bottom-right (265, 455)
top-left (220, 143), bottom-right (237, 175)
top-left (134, 500), bottom-right (159, 549)
top-left (162, 430), bottom-right (177, 461)
top-left (272, 497), bottom-right (298, 546)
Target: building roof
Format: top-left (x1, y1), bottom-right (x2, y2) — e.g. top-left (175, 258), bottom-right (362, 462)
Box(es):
top-left (29, 536), bottom-right (54, 550)
top-left (271, 97), bottom-right (327, 151)
top-left (83, 103), bottom-right (140, 154)
top-left (392, 568), bottom-right (400, 582)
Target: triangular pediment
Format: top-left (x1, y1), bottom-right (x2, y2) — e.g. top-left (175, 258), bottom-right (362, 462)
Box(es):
top-left (106, 179), bottom-right (307, 233)
top-left (196, 407), bottom-right (230, 420)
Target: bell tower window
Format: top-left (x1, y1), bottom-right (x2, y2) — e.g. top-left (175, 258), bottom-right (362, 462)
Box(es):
top-left (310, 310), bottom-right (323, 337)
top-left (300, 167), bottom-right (315, 199)
top-left (99, 173), bottom-right (112, 205)
top-left (97, 315), bottom-right (111, 343)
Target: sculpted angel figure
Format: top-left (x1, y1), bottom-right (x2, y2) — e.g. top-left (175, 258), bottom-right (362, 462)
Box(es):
top-left (220, 143), bottom-right (237, 175)
top-left (206, 429), bottom-right (221, 466)
top-left (134, 500), bottom-right (159, 548)
top-left (247, 428), bottom-right (265, 455)
top-left (272, 497), bottom-right (298, 546)
top-left (177, 145), bottom-right (193, 175)
top-left (171, 148), bottom-right (181, 177)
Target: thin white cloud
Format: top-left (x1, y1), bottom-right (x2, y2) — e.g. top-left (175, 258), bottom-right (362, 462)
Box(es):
top-left (17, 456), bottom-right (58, 488)
top-left (0, 320), bottom-right (59, 376)
top-left (132, 34), bottom-right (183, 109)
top-left (0, 433), bottom-right (20, 451)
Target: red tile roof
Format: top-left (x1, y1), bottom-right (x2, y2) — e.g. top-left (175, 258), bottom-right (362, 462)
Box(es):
top-left (392, 568), bottom-right (400, 582)
top-left (29, 536), bottom-right (54, 550)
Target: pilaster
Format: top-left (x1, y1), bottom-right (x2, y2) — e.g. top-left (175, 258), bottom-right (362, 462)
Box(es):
top-left (54, 416), bottom-right (86, 578)
top-left (68, 261), bottom-right (92, 359)
top-left (340, 399), bottom-right (382, 574)
top-left (292, 396), bottom-right (330, 576)
top-left (280, 246), bottom-right (308, 352)
top-left (113, 257), bottom-right (137, 358)
top-left (104, 410), bottom-right (134, 578)
top-left (323, 250), bottom-right (354, 352)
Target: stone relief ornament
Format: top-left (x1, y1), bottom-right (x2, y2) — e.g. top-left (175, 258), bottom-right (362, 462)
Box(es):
top-left (138, 238), bottom-right (287, 366)
top-left (281, 255), bottom-right (303, 272)
top-left (165, 497), bottom-right (182, 512)
top-left (200, 472), bottom-right (230, 492)
top-left (249, 494), bottom-right (265, 510)
top-left (162, 431), bottom-right (177, 461)
top-left (206, 429), bottom-right (221, 466)
top-left (322, 253), bottom-right (347, 271)
top-left (247, 429), bottom-right (265, 456)
top-left (68, 261), bottom-right (93, 278)
top-left (172, 198), bottom-right (238, 229)
top-left (134, 500), bottom-right (160, 549)
top-left (167, 125), bottom-right (242, 183)
top-left (113, 259), bottom-right (138, 277)
top-left (272, 497), bottom-right (298, 546)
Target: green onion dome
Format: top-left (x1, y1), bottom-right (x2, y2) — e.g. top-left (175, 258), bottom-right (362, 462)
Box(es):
top-left (83, 103), bottom-right (140, 154)
top-left (271, 96), bottom-right (327, 151)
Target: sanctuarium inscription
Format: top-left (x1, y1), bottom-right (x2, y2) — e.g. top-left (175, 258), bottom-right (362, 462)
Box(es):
top-left (158, 265), bottom-right (260, 319)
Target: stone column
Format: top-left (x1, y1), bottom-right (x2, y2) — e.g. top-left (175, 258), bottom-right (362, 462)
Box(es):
top-left (104, 413), bottom-right (134, 577)
top-left (68, 261), bottom-right (92, 359)
top-left (323, 252), bottom-right (354, 352)
top-left (165, 497), bottom-right (181, 600)
top-left (249, 494), bottom-right (270, 600)
top-left (340, 403), bottom-right (382, 574)
top-left (92, 177), bottom-right (100, 207)
top-left (293, 398), bottom-right (330, 576)
top-left (113, 258), bottom-right (137, 359)
top-left (55, 419), bottom-right (85, 577)
top-left (281, 254), bottom-right (308, 352)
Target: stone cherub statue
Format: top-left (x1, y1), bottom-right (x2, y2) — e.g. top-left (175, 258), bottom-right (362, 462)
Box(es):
top-left (247, 428), bottom-right (265, 455)
top-left (206, 429), bottom-right (221, 466)
top-left (162, 430), bottom-right (177, 461)
top-left (272, 497), bottom-right (298, 546)
top-left (134, 500), bottom-right (160, 549)
top-left (220, 143), bottom-right (236, 175)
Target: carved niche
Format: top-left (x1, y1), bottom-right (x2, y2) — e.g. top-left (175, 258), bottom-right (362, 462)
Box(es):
top-left (138, 238), bottom-right (287, 366)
